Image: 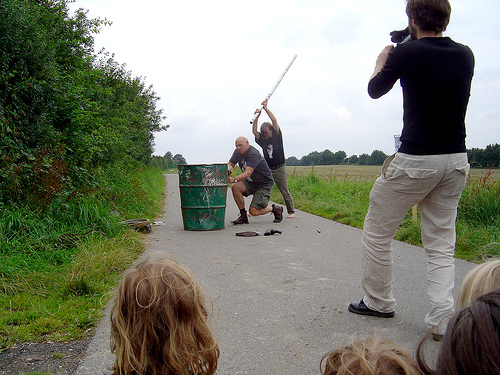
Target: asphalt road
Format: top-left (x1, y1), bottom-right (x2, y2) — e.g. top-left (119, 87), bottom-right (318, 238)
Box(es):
top-left (75, 173), bottom-right (475, 375)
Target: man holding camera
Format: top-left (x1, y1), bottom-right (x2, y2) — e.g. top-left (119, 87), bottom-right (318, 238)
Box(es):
top-left (348, 0), bottom-right (474, 339)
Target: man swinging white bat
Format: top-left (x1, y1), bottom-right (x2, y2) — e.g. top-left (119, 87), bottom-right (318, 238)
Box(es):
top-left (252, 100), bottom-right (295, 218)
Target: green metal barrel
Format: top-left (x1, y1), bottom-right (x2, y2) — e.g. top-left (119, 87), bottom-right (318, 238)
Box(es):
top-left (178, 164), bottom-right (228, 230)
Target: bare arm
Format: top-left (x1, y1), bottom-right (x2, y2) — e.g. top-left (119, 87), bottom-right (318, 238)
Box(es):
top-left (369, 45), bottom-right (394, 80)
top-left (262, 100), bottom-right (280, 133)
top-left (252, 108), bottom-right (261, 139)
top-left (228, 166), bottom-right (254, 183)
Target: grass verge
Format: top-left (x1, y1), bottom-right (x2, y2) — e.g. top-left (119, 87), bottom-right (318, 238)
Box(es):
top-left (271, 166), bottom-right (500, 262)
top-left (0, 166), bottom-right (166, 350)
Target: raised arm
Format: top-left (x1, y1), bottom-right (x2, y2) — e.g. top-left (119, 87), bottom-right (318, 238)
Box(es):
top-left (262, 100), bottom-right (280, 133)
top-left (252, 108), bottom-right (261, 140)
top-left (368, 45), bottom-right (397, 99)
top-left (369, 45), bottom-right (393, 80)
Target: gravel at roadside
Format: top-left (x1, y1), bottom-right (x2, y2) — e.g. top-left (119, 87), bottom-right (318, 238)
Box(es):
top-left (0, 338), bottom-right (91, 375)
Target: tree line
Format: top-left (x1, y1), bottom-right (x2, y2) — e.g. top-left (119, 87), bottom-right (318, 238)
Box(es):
top-left (286, 144), bottom-right (500, 167)
top-left (286, 149), bottom-right (388, 166)
top-left (151, 152), bottom-right (187, 170)
top-left (0, 0), bottom-right (167, 206)
top-left (467, 144), bottom-right (500, 168)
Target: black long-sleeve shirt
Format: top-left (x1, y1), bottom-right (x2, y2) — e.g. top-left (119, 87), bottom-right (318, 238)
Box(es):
top-left (368, 37), bottom-right (474, 155)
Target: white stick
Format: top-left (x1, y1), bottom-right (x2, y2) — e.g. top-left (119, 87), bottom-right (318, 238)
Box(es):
top-left (250, 54), bottom-right (297, 124)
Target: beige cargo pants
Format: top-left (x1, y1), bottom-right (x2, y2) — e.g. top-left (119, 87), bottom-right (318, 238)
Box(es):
top-left (361, 152), bottom-right (469, 333)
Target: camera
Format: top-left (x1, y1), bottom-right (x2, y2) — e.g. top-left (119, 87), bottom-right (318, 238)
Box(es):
top-left (390, 26), bottom-right (412, 44)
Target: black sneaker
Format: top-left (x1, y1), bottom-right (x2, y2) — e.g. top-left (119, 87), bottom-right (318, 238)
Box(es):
top-left (272, 204), bottom-right (283, 223)
top-left (231, 215), bottom-right (249, 225)
top-left (264, 229), bottom-right (282, 236)
top-left (348, 299), bottom-right (395, 318)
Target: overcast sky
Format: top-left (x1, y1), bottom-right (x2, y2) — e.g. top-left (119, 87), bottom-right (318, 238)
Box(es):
top-left (69, 0), bottom-right (500, 164)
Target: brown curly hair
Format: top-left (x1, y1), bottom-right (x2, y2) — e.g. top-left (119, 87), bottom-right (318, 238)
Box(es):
top-left (110, 257), bottom-right (219, 375)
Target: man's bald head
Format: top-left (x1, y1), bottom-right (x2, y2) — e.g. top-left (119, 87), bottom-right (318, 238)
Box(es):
top-left (235, 136), bottom-right (250, 155)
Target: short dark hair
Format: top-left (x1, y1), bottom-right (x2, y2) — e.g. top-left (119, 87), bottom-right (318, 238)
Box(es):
top-left (406, 0), bottom-right (451, 32)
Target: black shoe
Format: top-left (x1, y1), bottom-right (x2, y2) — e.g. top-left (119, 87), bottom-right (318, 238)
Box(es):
top-left (272, 204), bottom-right (283, 223)
top-left (264, 229), bottom-right (282, 236)
top-left (348, 299), bottom-right (395, 318)
top-left (231, 215), bottom-right (249, 225)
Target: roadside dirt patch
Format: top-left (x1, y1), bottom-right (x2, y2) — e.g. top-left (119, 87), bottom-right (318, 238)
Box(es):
top-left (0, 338), bottom-right (92, 375)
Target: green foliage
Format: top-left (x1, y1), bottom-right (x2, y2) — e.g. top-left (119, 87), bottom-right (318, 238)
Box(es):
top-left (0, 0), bottom-right (100, 156)
top-left (150, 151), bottom-right (187, 170)
top-left (273, 169), bottom-right (500, 262)
top-left (0, 0), bottom-right (168, 207)
top-left (456, 171), bottom-right (500, 261)
top-left (0, 0), bottom-right (172, 351)
top-left (0, 167), bottom-right (166, 348)
top-left (459, 170), bottom-right (500, 227)
top-left (272, 173), bottom-right (372, 228)
top-left (287, 144), bottom-right (500, 168)
top-left (468, 143), bottom-right (500, 168)
top-left (286, 149), bottom-right (387, 166)
top-left (369, 150), bottom-right (388, 165)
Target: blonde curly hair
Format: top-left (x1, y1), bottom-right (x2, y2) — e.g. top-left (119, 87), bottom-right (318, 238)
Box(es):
top-left (456, 259), bottom-right (500, 311)
top-left (321, 334), bottom-right (422, 375)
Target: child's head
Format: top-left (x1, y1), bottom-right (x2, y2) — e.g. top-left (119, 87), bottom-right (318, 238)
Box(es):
top-left (456, 259), bottom-right (500, 311)
top-left (321, 335), bottom-right (422, 375)
top-left (418, 290), bottom-right (500, 375)
top-left (110, 257), bottom-right (219, 375)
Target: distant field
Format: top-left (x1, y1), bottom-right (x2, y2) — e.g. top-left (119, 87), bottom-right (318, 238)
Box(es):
top-left (279, 164), bottom-right (500, 262)
top-left (286, 165), bottom-right (500, 181)
top-left (286, 165), bottom-right (381, 179)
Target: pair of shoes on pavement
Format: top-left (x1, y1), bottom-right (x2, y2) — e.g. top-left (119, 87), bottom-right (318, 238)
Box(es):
top-left (272, 204), bottom-right (283, 223)
top-left (232, 204), bottom-right (283, 225)
top-left (348, 299), bottom-right (395, 318)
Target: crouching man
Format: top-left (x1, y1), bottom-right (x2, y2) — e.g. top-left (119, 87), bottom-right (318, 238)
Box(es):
top-left (228, 136), bottom-right (283, 225)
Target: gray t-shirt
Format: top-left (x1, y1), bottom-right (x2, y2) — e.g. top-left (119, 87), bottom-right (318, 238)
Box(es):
top-left (230, 145), bottom-right (274, 189)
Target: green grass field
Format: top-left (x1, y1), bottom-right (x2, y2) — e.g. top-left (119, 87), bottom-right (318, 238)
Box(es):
top-left (286, 165), bottom-right (500, 180)
top-left (270, 165), bottom-right (500, 262)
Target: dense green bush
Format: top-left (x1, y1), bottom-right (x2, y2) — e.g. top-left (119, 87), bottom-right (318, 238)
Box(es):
top-left (0, 0), bottom-right (175, 348)
top-left (0, 165), bottom-right (166, 347)
top-left (0, 0), bottom-right (168, 207)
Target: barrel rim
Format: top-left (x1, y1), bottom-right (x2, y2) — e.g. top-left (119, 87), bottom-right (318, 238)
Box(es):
top-left (178, 163), bottom-right (227, 167)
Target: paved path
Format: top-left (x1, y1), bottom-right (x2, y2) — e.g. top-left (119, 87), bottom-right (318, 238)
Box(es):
top-left (76, 174), bottom-right (475, 375)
